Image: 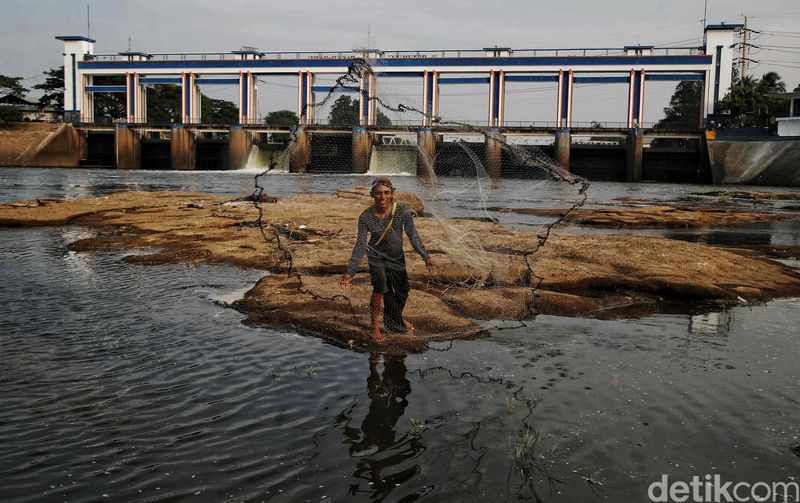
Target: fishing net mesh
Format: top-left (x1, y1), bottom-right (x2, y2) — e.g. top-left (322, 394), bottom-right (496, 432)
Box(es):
top-left (250, 57), bottom-right (589, 346)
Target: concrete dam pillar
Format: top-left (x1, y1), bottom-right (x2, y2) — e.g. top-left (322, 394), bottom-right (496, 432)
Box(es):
top-left (484, 129), bottom-right (504, 178)
top-left (554, 129), bottom-right (571, 170)
top-left (116, 125), bottom-right (141, 169)
top-left (416, 128), bottom-right (437, 177)
top-left (229, 127), bottom-right (252, 170)
top-left (626, 128), bottom-right (643, 182)
top-left (288, 126), bottom-right (311, 173)
top-left (352, 127), bottom-right (372, 174)
top-left (171, 126), bottom-right (196, 170)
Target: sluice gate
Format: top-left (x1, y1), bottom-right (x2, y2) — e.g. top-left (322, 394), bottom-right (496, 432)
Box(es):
top-left (68, 124), bottom-right (708, 183)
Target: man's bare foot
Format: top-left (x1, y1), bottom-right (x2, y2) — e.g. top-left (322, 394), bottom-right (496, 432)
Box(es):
top-left (371, 330), bottom-right (388, 344)
top-left (403, 319), bottom-right (415, 331)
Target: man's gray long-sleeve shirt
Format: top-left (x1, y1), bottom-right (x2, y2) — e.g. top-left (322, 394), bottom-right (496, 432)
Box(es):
top-left (346, 202), bottom-right (430, 276)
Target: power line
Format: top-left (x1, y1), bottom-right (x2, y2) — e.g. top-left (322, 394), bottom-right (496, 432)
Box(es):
top-left (754, 31), bottom-right (800, 39)
top-left (737, 20), bottom-right (800, 78)
top-left (257, 80), bottom-right (297, 89)
top-left (555, 21), bottom-right (700, 46)
top-left (748, 14), bottom-right (800, 19)
top-left (758, 30), bottom-right (800, 35)
top-left (655, 37), bottom-right (704, 47)
top-left (753, 46), bottom-right (800, 55)
top-left (754, 44), bottom-right (800, 49)
top-left (749, 59), bottom-right (800, 70)
top-left (756, 58), bottom-right (800, 64)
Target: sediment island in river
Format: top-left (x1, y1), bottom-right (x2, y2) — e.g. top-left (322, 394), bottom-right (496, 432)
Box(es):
top-left (2, 188), bottom-right (799, 352)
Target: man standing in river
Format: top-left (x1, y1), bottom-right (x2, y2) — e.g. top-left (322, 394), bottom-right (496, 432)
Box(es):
top-left (339, 178), bottom-right (436, 344)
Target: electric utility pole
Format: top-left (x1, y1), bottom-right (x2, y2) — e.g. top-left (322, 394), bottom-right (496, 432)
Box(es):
top-left (740, 14), bottom-right (750, 79)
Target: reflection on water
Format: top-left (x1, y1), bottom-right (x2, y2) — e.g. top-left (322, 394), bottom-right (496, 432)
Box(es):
top-left (664, 227), bottom-right (773, 247)
top-left (689, 311), bottom-right (733, 336)
top-left (341, 354), bottom-right (424, 500)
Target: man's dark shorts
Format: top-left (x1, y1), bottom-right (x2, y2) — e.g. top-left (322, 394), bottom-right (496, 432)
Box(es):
top-left (369, 265), bottom-right (410, 295)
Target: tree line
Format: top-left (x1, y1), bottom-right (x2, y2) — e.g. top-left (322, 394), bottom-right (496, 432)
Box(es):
top-left (655, 70), bottom-right (795, 130)
top-left (1, 66), bottom-right (395, 127)
top-left (0, 67), bottom-right (258, 123)
top-left (2, 65), bottom-right (795, 128)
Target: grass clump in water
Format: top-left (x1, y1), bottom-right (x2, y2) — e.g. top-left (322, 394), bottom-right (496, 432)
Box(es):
top-left (510, 427), bottom-right (545, 480)
top-left (409, 418), bottom-right (425, 436)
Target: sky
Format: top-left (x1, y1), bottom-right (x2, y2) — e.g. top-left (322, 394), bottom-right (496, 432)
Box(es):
top-left (1, 0), bottom-right (798, 124)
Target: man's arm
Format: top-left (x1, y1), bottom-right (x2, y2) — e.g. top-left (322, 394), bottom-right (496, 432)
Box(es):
top-left (402, 207), bottom-right (433, 266)
top-left (340, 214), bottom-right (369, 288)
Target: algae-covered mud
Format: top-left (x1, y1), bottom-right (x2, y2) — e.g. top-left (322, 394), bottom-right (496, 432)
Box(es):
top-left (487, 203), bottom-right (792, 228)
top-left (1, 169), bottom-right (799, 502)
top-left (2, 185), bottom-right (799, 352)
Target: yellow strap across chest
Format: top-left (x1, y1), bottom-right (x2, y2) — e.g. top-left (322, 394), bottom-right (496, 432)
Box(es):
top-left (374, 202), bottom-right (397, 246)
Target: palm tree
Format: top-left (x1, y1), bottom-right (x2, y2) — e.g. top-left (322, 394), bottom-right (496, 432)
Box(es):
top-left (718, 72), bottom-right (789, 128)
top-left (756, 72), bottom-right (788, 126)
top-left (757, 72), bottom-right (786, 94)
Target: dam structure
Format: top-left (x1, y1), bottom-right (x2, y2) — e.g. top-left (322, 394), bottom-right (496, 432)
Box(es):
top-left (48, 24), bottom-right (742, 182)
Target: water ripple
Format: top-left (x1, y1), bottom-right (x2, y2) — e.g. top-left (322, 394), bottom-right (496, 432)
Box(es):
top-left (2, 174), bottom-right (800, 501)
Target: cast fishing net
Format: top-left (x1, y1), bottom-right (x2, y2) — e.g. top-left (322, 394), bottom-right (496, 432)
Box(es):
top-left (248, 56), bottom-right (589, 348)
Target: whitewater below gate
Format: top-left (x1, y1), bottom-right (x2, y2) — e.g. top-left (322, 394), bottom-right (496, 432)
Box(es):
top-left (1, 167), bottom-right (799, 502)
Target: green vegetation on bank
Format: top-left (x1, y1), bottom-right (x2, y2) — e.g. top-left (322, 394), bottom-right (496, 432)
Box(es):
top-left (718, 71), bottom-right (789, 128)
top-left (655, 70), bottom-right (793, 130)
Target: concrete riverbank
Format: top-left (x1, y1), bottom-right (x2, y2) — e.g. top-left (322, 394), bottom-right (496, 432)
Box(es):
top-left (0, 123), bottom-right (83, 167)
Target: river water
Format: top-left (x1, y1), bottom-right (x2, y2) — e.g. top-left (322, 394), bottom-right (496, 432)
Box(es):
top-left (1, 168), bottom-right (799, 502)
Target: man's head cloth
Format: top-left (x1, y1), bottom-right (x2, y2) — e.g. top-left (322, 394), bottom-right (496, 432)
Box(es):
top-left (370, 177), bottom-right (394, 195)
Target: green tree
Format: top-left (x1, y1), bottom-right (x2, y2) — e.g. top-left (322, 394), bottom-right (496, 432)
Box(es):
top-left (328, 95), bottom-right (359, 126)
top-left (33, 67), bottom-right (64, 109)
top-left (327, 95), bottom-right (392, 127)
top-left (756, 71), bottom-right (789, 121)
top-left (0, 107), bottom-right (24, 122)
top-left (92, 76), bottom-right (125, 120)
top-left (0, 75), bottom-right (28, 98)
top-left (655, 81), bottom-right (702, 129)
top-left (93, 94), bottom-right (125, 120)
top-left (265, 109), bottom-right (298, 127)
top-left (717, 71), bottom-right (789, 127)
top-left (87, 84), bottom-right (239, 124)
top-left (263, 109), bottom-right (298, 143)
top-left (146, 84), bottom-right (182, 123)
top-left (201, 95), bottom-right (238, 123)
top-left (375, 105), bottom-right (392, 128)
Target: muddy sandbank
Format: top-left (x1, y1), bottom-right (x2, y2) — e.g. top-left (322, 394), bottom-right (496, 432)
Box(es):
top-left (486, 204), bottom-right (792, 228)
top-left (692, 190), bottom-right (800, 201)
top-left (2, 188), bottom-right (800, 352)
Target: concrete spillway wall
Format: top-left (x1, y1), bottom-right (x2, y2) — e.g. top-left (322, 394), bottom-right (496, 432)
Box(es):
top-left (10, 123), bottom-right (788, 186)
top-left (708, 138), bottom-right (800, 186)
top-left (0, 123), bottom-right (83, 167)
